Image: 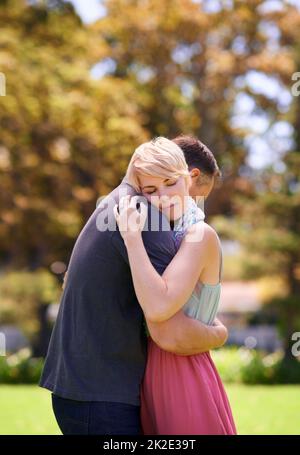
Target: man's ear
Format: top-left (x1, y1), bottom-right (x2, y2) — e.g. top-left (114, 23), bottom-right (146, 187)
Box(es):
top-left (189, 168), bottom-right (201, 179)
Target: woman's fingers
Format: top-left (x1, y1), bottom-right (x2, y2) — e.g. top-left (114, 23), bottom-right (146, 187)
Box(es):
top-left (140, 200), bottom-right (148, 221)
top-left (119, 195), bottom-right (130, 211)
top-left (113, 204), bottom-right (119, 223)
top-left (113, 195), bottom-right (147, 237)
top-left (129, 195), bottom-right (141, 209)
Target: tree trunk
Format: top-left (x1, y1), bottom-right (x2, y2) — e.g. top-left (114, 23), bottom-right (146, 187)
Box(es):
top-left (32, 304), bottom-right (52, 357)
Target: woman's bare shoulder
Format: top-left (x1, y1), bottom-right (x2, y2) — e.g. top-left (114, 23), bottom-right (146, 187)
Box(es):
top-left (203, 222), bottom-right (220, 241)
top-left (184, 221), bottom-right (220, 251)
top-left (186, 220), bottom-right (218, 237)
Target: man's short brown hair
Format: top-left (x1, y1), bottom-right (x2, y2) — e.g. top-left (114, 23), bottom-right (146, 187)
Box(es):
top-left (172, 135), bottom-right (221, 182)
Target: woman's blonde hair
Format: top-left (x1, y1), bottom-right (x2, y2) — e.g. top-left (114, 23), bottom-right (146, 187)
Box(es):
top-left (125, 137), bottom-right (190, 192)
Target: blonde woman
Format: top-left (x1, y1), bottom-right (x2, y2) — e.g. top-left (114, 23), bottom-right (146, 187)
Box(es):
top-left (114, 137), bottom-right (236, 435)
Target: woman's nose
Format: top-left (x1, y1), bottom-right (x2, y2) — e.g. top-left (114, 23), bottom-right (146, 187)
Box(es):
top-left (157, 189), bottom-right (171, 200)
top-left (158, 186), bottom-right (172, 197)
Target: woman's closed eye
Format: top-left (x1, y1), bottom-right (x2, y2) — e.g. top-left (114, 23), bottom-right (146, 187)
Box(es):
top-left (143, 179), bottom-right (178, 195)
top-left (145, 182), bottom-right (177, 195)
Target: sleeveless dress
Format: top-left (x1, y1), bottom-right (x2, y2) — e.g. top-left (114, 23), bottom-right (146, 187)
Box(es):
top-left (140, 197), bottom-right (237, 435)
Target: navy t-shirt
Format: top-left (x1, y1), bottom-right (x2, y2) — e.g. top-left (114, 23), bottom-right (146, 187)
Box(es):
top-left (39, 180), bottom-right (177, 405)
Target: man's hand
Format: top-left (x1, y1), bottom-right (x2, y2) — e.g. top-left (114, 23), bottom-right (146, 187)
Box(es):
top-left (146, 310), bottom-right (228, 356)
top-left (211, 317), bottom-right (228, 346)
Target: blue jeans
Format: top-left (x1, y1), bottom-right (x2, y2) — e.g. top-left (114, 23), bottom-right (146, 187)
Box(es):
top-left (51, 394), bottom-right (142, 435)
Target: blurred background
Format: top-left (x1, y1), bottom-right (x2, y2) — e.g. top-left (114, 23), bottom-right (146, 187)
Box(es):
top-left (0, 0), bottom-right (300, 434)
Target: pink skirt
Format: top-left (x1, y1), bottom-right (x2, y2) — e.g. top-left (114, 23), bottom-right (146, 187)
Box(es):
top-left (141, 337), bottom-right (237, 435)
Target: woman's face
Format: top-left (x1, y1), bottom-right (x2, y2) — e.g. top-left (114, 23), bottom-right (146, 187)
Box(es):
top-left (138, 174), bottom-right (190, 221)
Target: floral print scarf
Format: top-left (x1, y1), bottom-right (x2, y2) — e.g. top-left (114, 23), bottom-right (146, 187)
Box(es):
top-left (173, 197), bottom-right (205, 248)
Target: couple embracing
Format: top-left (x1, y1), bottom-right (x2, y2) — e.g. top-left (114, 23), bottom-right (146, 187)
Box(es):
top-left (40, 135), bottom-right (237, 435)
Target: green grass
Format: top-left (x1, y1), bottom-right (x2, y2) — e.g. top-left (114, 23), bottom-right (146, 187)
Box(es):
top-left (225, 384), bottom-right (300, 435)
top-left (0, 385), bottom-right (60, 435)
top-left (0, 384), bottom-right (300, 434)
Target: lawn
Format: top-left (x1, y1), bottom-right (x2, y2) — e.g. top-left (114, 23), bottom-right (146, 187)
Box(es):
top-left (0, 384), bottom-right (299, 435)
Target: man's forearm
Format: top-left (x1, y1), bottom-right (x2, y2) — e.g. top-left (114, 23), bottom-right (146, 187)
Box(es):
top-left (171, 316), bottom-right (228, 355)
top-left (147, 311), bottom-right (228, 356)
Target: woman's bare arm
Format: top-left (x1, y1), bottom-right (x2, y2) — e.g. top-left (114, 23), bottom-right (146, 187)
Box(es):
top-left (122, 221), bottom-right (219, 323)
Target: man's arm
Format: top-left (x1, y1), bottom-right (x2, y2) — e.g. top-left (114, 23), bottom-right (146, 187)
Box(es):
top-left (146, 311), bottom-right (228, 356)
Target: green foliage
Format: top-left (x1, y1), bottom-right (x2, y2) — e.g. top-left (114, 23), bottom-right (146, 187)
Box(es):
top-left (274, 357), bottom-right (300, 384)
top-left (1, 0), bottom-right (300, 269)
top-left (0, 0), bottom-right (148, 269)
top-left (0, 269), bottom-right (60, 341)
top-left (0, 349), bottom-right (43, 384)
top-left (1, 346), bottom-right (299, 385)
top-left (271, 295), bottom-right (300, 341)
top-left (214, 152), bottom-right (300, 358)
top-left (212, 347), bottom-right (300, 385)
top-left (211, 346), bottom-right (245, 383)
top-left (240, 350), bottom-right (282, 385)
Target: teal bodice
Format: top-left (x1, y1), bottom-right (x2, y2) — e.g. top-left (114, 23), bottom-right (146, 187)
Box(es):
top-left (173, 197), bottom-right (222, 326)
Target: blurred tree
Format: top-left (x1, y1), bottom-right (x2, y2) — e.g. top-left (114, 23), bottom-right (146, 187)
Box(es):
top-left (229, 152), bottom-right (300, 361)
top-left (1, 0), bottom-right (300, 270)
top-left (214, 156), bottom-right (300, 366)
top-left (0, 269), bottom-right (60, 356)
top-left (96, 0), bottom-right (299, 215)
top-left (214, 15), bottom-right (300, 361)
top-left (0, 0), bottom-right (148, 269)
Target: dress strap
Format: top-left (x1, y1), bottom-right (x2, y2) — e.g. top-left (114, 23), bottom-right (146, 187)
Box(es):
top-left (218, 239), bottom-right (223, 282)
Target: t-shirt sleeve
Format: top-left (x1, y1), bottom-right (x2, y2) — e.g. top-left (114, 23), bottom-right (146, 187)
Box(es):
top-left (111, 202), bottom-right (177, 276)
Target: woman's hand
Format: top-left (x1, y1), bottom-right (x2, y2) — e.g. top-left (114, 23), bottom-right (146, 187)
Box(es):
top-left (113, 195), bottom-right (148, 241)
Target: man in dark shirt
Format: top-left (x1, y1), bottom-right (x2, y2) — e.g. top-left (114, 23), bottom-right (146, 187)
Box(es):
top-left (40, 144), bottom-right (227, 435)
